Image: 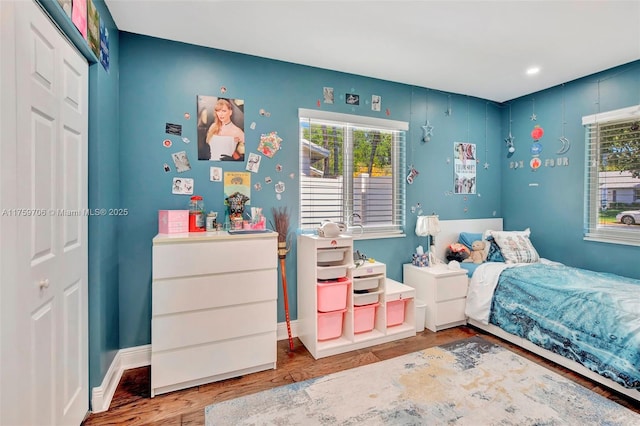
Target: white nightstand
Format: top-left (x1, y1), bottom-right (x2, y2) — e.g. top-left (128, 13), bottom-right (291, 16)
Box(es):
top-left (402, 264), bottom-right (469, 332)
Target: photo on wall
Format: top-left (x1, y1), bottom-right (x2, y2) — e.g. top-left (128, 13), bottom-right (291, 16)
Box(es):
top-left (453, 142), bottom-right (476, 194)
top-left (196, 96), bottom-right (245, 161)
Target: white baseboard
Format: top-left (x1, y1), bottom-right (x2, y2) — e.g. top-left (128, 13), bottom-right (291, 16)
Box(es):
top-left (276, 319), bottom-right (299, 341)
top-left (90, 321), bottom-right (299, 413)
top-left (90, 344), bottom-right (151, 413)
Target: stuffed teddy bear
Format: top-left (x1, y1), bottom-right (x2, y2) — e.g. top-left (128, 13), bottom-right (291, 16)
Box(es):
top-left (463, 240), bottom-right (487, 264)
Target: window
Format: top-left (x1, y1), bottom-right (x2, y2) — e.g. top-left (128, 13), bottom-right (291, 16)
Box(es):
top-left (583, 104), bottom-right (640, 245)
top-left (298, 109), bottom-right (407, 238)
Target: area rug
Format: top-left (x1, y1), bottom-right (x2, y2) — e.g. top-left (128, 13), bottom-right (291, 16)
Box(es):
top-left (205, 336), bottom-right (640, 425)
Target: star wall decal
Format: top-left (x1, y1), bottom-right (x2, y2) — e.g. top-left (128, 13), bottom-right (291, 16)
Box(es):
top-left (421, 121), bottom-right (434, 143)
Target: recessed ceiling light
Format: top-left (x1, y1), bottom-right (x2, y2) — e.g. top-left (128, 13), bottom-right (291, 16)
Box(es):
top-left (526, 67), bottom-right (541, 76)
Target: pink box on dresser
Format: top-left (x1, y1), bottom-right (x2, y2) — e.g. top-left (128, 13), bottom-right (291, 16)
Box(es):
top-left (158, 210), bottom-right (189, 234)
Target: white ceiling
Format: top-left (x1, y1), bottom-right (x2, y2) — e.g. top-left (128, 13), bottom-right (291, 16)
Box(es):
top-left (105, 0), bottom-right (640, 103)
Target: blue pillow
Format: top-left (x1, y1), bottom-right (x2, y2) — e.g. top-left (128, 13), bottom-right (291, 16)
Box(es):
top-left (459, 262), bottom-right (480, 277)
top-left (458, 232), bottom-right (483, 250)
top-left (486, 236), bottom-right (505, 262)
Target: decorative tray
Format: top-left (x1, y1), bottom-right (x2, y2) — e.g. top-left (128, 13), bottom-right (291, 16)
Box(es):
top-left (228, 229), bottom-right (273, 234)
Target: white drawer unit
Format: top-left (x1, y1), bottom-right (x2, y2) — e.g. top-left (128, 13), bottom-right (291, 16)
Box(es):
top-left (151, 231), bottom-right (278, 397)
top-left (402, 264), bottom-right (469, 332)
top-left (297, 234), bottom-right (415, 359)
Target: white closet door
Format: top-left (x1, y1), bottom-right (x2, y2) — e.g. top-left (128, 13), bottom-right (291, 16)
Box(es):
top-left (1, 1), bottom-right (89, 425)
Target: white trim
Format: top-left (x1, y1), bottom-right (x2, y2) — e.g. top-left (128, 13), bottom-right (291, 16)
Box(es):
top-left (277, 319), bottom-right (300, 341)
top-left (90, 323), bottom-right (299, 413)
top-left (298, 108), bottom-right (409, 131)
top-left (90, 345), bottom-right (151, 413)
top-left (582, 104), bottom-right (640, 125)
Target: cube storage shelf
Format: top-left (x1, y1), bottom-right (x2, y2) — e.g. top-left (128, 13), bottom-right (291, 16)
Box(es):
top-left (297, 234), bottom-right (416, 359)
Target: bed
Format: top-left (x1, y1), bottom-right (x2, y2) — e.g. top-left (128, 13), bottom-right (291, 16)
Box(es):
top-left (434, 218), bottom-right (640, 403)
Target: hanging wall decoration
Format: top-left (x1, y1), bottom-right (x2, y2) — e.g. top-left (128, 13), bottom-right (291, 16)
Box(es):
top-left (246, 153), bottom-right (261, 173)
top-left (171, 151), bottom-right (191, 173)
top-left (557, 84), bottom-right (571, 155)
top-left (483, 103), bottom-right (490, 169)
top-left (210, 166), bottom-right (222, 182)
top-left (453, 142), bottom-right (476, 194)
top-left (257, 132), bottom-right (282, 158)
top-left (530, 98), bottom-right (537, 121)
top-left (505, 104), bottom-right (515, 155)
top-left (323, 87), bottom-right (334, 104)
top-left (165, 123), bottom-right (182, 136)
top-left (172, 177), bottom-right (194, 195)
top-left (345, 93), bottom-right (359, 105)
top-left (224, 172), bottom-right (251, 222)
top-left (406, 165), bottom-right (419, 184)
top-left (421, 89), bottom-right (434, 143)
top-left (410, 203), bottom-right (424, 215)
top-left (371, 95), bottom-right (381, 112)
top-left (531, 125), bottom-right (544, 140)
top-left (196, 96), bottom-right (245, 161)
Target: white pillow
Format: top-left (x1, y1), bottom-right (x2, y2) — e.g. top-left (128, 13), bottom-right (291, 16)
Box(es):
top-left (489, 228), bottom-right (540, 264)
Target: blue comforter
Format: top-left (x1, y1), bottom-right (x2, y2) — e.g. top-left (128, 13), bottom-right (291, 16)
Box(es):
top-left (489, 262), bottom-right (640, 390)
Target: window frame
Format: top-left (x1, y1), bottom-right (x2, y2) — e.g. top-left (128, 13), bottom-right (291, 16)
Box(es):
top-left (582, 104), bottom-right (640, 246)
top-left (298, 108), bottom-right (408, 240)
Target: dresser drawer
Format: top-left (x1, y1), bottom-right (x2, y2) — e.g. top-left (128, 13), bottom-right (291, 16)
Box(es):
top-left (151, 332), bottom-right (276, 390)
top-left (435, 276), bottom-right (468, 302)
top-left (153, 237), bottom-right (276, 279)
top-left (153, 269), bottom-right (276, 315)
top-left (435, 298), bottom-right (466, 325)
top-left (152, 300), bottom-right (276, 351)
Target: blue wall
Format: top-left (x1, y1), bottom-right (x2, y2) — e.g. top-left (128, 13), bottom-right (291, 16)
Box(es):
top-left (117, 33), bottom-right (504, 347)
top-left (501, 62), bottom-right (640, 279)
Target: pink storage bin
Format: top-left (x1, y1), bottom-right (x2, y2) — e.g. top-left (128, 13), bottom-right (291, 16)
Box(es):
top-left (317, 309), bottom-right (346, 341)
top-left (354, 302), bottom-right (379, 334)
top-left (387, 299), bottom-right (408, 327)
top-left (316, 278), bottom-right (350, 312)
top-left (158, 210), bottom-right (189, 234)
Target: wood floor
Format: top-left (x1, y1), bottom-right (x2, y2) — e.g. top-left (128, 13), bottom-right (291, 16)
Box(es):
top-left (82, 326), bottom-right (640, 425)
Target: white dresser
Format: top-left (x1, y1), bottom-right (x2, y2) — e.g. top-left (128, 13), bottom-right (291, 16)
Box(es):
top-left (403, 264), bottom-right (469, 332)
top-left (151, 231), bottom-right (278, 397)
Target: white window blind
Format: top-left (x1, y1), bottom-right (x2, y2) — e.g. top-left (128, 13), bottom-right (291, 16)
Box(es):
top-left (583, 105), bottom-right (640, 245)
top-left (299, 109), bottom-right (407, 237)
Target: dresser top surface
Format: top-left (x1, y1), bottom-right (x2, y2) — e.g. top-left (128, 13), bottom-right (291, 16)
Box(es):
top-left (154, 230), bottom-right (278, 244)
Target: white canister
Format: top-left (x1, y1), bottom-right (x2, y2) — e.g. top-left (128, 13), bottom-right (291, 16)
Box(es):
top-left (205, 211), bottom-right (217, 231)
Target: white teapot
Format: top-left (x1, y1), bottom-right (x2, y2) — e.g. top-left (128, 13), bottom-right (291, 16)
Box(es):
top-left (317, 220), bottom-right (346, 238)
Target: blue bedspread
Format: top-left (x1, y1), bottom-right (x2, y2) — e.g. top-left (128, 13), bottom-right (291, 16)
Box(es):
top-left (489, 262), bottom-right (640, 390)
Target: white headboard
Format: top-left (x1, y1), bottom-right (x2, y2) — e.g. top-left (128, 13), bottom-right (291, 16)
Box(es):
top-left (434, 218), bottom-right (503, 262)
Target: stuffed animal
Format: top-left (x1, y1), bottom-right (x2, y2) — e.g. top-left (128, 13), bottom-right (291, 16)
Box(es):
top-left (445, 243), bottom-right (470, 262)
top-left (463, 240), bottom-right (487, 264)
